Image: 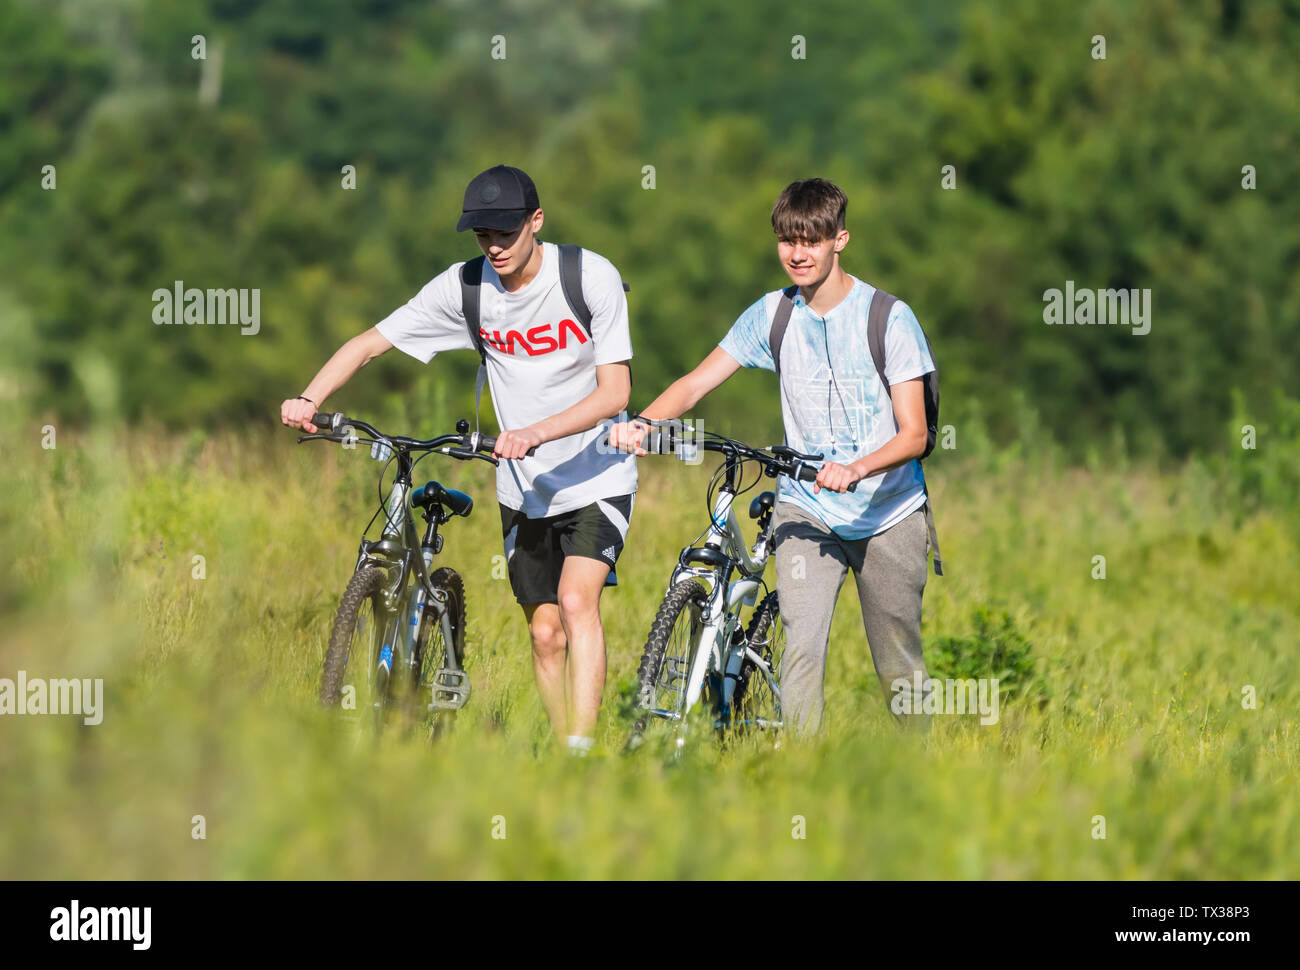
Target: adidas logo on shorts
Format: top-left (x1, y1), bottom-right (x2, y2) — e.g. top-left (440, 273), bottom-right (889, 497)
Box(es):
top-left (601, 545), bottom-right (617, 562)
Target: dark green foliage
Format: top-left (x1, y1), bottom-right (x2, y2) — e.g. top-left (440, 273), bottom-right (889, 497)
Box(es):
top-left (926, 606), bottom-right (1046, 706)
top-left (1, 0), bottom-right (1297, 458)
top-left (1216, 391), bottom-right (1300, 522)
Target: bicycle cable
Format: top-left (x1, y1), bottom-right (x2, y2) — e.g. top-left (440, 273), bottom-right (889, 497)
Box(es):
top-left (372, 444), bottom-right (402, 538)
top-left (698, 438), bottom-right (768, 545)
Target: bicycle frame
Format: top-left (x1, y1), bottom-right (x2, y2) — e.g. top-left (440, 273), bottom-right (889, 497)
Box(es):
top-left (672, 493), bottom-right (771, 711)
top-left (301, 411), bottom-right (503, 723)
top-left (351, 447), bottom-right (463, 698)
top-left (632, 427), bottom-right (834, 745)
top-left (659, 454), bottom-right (779, 737)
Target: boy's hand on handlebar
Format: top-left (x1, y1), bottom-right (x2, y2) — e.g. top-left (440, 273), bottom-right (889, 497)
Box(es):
top-left (493, 426), bottom-right (545, 460)
top-left (813, 460), bottom-right (862, 494)
top-left (281, 396), bottom-right (320, 433)
top-left (607, 419), bottom-right (650, 456)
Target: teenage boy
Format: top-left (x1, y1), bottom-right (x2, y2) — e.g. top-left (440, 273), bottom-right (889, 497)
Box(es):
top-left (282, 165), bottom-right (636, 754)
top-left (609, 178), bottom-right (937, 733)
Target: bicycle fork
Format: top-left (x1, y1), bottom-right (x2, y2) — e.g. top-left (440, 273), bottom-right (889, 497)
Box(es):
top-left (678, 575), bottom-right (763, 747)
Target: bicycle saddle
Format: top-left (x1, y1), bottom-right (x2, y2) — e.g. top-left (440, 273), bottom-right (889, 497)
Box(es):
top-left (413, 481), bottom-right (473, 517)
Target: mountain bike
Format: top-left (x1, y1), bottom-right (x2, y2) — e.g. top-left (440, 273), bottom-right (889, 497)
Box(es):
top-left (296, 412), bottom-right (521, 738)
top-left (626, 420), bottom-right (854, 752)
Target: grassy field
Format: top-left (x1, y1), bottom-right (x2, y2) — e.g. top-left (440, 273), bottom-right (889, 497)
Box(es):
top-left (1, 415), bottom-right (1297, 879)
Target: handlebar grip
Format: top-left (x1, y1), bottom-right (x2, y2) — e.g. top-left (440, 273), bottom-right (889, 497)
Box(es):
top-left (476, 433), bottom-right (537, 457)
top-left (312, 412), bottom-right (338, 432)
top-left (598, 429), bottom-right (657, 456)
top-left (796, 464), bottom-right (858, 490)
top-left (446, 447), bottom-right (499, 466)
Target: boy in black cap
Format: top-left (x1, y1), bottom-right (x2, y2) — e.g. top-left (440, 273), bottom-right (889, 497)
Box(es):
top-left (281, 165), bottom-right (636, 755)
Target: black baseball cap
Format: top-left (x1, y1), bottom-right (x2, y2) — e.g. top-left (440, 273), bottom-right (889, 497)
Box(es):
top-left (456, 165), bottom-right (541, 232)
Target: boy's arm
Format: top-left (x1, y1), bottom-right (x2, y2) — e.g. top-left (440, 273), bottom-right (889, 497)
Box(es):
top-left (818, 298), bottom-right (936, 493)
top-left (607, 347), bottom-right (742, 454)
top-left (493, 361), bottom-right (632, 459)
top-left (279, 326), bottom-right (394, 433)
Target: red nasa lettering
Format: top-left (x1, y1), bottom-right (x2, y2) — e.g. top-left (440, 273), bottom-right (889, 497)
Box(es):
top-left (480, 319), bottom-right (588, 357)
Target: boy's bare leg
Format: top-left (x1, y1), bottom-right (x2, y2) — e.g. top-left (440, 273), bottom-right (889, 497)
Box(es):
top-left (524, 602), bottom-right (568, 738)
top-left (556, 556), bottom-right (612, 741)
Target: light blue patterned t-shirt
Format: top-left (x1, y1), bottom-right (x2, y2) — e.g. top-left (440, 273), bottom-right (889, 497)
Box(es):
top-left (718, 278), bottom-right (934, 539)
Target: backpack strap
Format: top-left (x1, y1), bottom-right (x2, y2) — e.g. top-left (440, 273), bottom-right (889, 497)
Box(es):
top-left (870, 287), bottom-right (944, 576)
top-left (922, 488), bottom-right (943, 576)
top-left (558, 244), bottom-right (593, 337)
top-left (866, 288), bottom-right (898, 393)
top-left (769, 285), bottom-right (798, 376)
top-left (460, 256), bottom-right (488, 364)
top-left (459, 256), bottom-right (488, 432)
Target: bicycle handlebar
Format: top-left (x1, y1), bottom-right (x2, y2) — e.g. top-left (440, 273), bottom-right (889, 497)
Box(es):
top-left (297, 412), bottom-right (535, 464)
top-left (632, 420), bottom-right (857, 492)
top-left (768, 443), bottom-right (823, 463)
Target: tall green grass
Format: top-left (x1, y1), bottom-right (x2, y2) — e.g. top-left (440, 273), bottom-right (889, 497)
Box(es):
top-left (1, 417), bottom-right (1296, 879)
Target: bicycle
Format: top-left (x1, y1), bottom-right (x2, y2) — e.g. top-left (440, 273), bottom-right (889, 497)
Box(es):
top-left (296, 411), bottom-right (524, 738)
top-left (626, 420), bottom-right (854, 752)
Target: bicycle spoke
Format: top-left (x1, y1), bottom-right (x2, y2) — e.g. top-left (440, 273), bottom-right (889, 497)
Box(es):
top-left (654, 604), bottom-right (699, 719)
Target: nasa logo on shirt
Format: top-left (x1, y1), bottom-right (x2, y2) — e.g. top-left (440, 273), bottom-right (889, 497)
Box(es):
top-left (479, 319), bottom-right (590, 357)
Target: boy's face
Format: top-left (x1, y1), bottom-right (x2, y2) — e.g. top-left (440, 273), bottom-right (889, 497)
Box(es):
top-left (777, 228), bottom-right (849, 287)
top-left (473, 208), bottom-right (545, 276)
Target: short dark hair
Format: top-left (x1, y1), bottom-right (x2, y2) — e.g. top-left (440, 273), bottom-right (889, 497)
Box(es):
top-left (771, 178), bottom-right (848, 242)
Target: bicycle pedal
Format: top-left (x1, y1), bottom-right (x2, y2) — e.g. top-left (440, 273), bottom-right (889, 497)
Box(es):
top-left (428, 668), bottom-right (471, 710)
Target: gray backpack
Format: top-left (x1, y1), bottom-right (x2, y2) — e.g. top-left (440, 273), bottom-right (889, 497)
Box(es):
top-left (768, 284), bottom-right (944, 575)
top-left (770, 285), bottom-right (940, 457)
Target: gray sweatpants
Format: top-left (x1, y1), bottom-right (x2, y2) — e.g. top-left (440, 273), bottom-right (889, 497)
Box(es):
top-left (772, 500), bottom-right (931, 734)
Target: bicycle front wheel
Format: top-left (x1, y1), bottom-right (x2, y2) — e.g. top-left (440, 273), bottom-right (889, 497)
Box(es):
top-left (319, 565), bottom-right (392, 726)
top-left (629, 579), bottom-right (708, 745)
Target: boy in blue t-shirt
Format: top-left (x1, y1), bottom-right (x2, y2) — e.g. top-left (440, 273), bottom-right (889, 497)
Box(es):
top-left (609, 178), bottom-right (937, 733)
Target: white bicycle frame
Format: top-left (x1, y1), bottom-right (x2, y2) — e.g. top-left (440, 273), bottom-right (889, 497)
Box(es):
top-left (662, 483), bottom-right (781, 740)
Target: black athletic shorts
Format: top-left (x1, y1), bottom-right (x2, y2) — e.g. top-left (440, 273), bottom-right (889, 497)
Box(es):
top-left (498, 493), bottom-right (635, 606)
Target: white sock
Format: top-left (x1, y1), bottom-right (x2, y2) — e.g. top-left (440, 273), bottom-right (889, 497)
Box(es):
top-left (566, 735), bottom-right (594, 756)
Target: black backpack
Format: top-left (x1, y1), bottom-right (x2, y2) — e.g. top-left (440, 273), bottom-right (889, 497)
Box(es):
top-left (768, 284), bottom-right (944, 574)
top-left (460, 243), bottom-right (630, 361)
top-left (458, 242), bottom-right (629, 427)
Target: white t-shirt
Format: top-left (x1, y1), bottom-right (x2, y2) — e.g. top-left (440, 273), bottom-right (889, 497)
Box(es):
top-left (375, 241), bottom-right (637, 517)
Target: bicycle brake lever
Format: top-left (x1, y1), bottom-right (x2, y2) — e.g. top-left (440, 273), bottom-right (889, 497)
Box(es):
top-left (769, 444), bottom-right (824, 461)
top-left (443, 446), bottom-right (500, 467)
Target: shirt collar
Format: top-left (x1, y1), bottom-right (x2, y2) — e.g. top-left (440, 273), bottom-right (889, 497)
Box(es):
top-left (790, 276), bottom-right (865, 316)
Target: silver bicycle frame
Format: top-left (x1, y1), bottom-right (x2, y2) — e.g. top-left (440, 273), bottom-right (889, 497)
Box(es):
top-left (666, 485), bottom-right (779, 731)
top-left (354, 477), bottom-right (463, 679)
